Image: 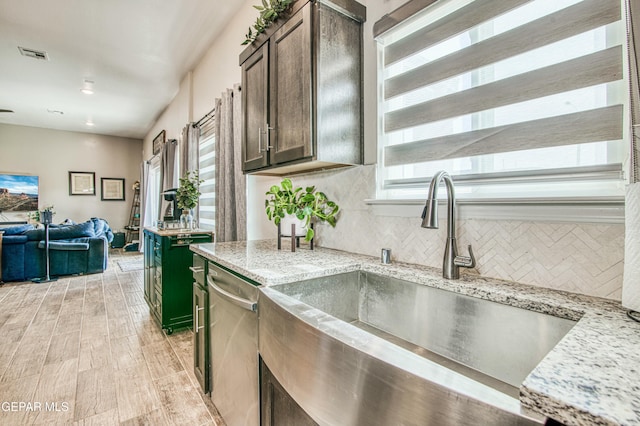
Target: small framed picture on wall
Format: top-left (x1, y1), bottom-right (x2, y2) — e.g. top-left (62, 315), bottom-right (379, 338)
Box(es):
top-left (68, 171), bottom-right (96, 196)
top-left (153, 130), bottom-right (166, 155)
top-left (101, 178), bottom-right (125, 201)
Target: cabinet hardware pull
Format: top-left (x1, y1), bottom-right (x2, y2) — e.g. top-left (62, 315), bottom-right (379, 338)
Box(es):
top-left (196, 305), bottom-right (205, 331)
top-left (207, 276), bottom-right (257, 312)
top-left (195, 304), bottom-right (199, 332)
top-left (189, 266), bottom-right (205, 274)
top-left (266, 126), bottom-right (274, 150)
top-left (259, 126), bottom-right (274, 152)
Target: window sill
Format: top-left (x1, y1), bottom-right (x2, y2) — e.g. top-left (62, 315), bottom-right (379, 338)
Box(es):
top-left (365, 197), bottom-right (625, 224)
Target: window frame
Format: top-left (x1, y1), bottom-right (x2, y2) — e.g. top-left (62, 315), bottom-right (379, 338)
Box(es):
top-left (197, 122), bottom-right (216, 231)
top-left (373, 0), bottom-right (629, 222)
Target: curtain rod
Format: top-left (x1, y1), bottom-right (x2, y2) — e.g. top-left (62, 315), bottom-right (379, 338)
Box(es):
top-left (146, 153), bottom-right (159, 164)
top-left (194, 107), bottom-right (216, 128)
top-left (193, 85), bottom-right (242, 128)
top-left (145, 139), bottom-right (175, 163)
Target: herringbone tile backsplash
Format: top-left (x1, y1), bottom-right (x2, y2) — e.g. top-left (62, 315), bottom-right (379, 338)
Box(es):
top-left (295, 165), bottom-right (624, 300)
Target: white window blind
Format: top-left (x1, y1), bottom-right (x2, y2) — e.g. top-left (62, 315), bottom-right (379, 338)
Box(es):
top-left (377, 0), bottom-right (628, 201)
top-left (198, 121), bottom-right (215, 230)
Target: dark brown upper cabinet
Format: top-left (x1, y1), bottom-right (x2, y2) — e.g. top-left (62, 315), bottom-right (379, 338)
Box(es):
top-left (240, 0), bottom-right (366, 175)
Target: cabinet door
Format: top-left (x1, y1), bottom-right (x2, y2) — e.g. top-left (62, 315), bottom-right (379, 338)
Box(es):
top-left (242, 43), bottom-right (269, 172)
top-left (261, 358), bottom-right (317, 426)
top-left (143, 232), bottom-right (152, 304)
top-left (152, 260), bottom-right (162, 321)
top-left (269, 3), bottom-right (312, 165)
top-left (193, 283), bottom-right (209, 393)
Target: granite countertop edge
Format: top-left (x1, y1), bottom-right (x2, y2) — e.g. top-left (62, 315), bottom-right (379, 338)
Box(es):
top-left (190, 240), bottom-right (639, 426)
top-left (144, 226), bottom-right (213, 237)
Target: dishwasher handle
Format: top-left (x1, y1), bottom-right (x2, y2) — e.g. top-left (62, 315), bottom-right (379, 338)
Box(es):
top-left (207, 276), bottom-right (257, 312)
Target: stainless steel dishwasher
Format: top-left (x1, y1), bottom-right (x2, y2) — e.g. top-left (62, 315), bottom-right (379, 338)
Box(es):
top-left (207, 261), bottom-right (260, 426)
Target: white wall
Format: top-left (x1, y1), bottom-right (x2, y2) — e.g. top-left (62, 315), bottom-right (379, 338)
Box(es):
top-left (142, 74), bottom-right (192, 161)
top-left (0, 123), bottom-right (142, 230)
top-left (142, 0), bottom-right (258, 159)
top-left (191, 1), bottom-right (258, 121)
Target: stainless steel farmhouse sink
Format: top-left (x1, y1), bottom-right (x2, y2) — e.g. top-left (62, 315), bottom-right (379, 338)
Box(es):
top-left (259, 271), bottom-right (577, 426)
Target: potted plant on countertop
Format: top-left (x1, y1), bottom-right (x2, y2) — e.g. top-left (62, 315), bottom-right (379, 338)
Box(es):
top-left (265, 177), bottom-right (339, 242)
top-left (176, 171), bottom-right (203, 230)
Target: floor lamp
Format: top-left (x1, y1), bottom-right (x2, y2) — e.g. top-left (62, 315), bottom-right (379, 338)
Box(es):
top-left (0, 229), bottom-right (4, 283)
top-left (33, 211), bottom-right (57, 283)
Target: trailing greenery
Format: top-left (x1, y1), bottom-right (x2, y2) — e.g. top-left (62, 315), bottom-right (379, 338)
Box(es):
top-left (176, 171), bottom-right (203, 210)
top-left (242, 0), bottom-right (295, 45)
top-left (265, 178), bottom-right (339, 241)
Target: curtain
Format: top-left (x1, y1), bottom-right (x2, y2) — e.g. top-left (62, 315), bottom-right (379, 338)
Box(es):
top-left (180, 123), bottom-right (200, 177)
top-left (215, 84), bottom-right (246, 242)
top-left (623, 0), bottom-right (640, 311)
top-left (139, 161), bottom-right (150, 253)
top-left (161, 139), bottom-right (179, 220)
top-left (628, 0), bottom-right (640, 182)
top-left (180, 123), bottom-right (201, 224)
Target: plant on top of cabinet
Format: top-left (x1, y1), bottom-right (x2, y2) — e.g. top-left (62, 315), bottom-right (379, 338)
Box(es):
top-left (265, 177), bottom-right (339, 241)
top-left (243, 0), bottom-right (295, 45)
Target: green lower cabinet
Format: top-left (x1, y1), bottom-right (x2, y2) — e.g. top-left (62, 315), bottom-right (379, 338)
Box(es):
top-left (143, 229), bottom-right (213, 334)
top-left (143, 231), bottom-right (153, 305)
top-left (192, 254), bottom-right (210, 394)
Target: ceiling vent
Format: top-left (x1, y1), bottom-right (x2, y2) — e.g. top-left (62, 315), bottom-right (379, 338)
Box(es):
top-left (18, 46), bottom-right (49, 61)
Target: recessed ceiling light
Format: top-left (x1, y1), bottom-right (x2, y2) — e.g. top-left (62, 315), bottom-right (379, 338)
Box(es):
top-left (81, 79), bottom-right (94, 95)
top-left (85, 121), bottom-right (95, 126)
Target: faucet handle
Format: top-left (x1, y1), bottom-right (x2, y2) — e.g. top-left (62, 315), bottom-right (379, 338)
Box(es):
top-left (454, 245), bottom-right (476, 269)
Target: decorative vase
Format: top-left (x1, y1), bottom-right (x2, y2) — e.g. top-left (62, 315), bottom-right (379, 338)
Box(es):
top-left (180, 209), bottom-right (194, 230)
top-left (280, 214), bottom-right (307, 237)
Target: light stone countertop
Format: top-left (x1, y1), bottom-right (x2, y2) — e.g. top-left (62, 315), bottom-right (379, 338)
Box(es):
top-left (144, 226), bottom-right (213, 237)
top-left (190, 239), bottom-right (640, 426)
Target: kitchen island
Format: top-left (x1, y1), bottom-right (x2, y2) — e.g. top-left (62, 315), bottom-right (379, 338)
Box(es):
top-left (191, 239), bottom-right (640, 426)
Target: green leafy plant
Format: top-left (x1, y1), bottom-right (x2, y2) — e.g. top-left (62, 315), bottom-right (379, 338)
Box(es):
top-left (176, 171), bottom-right (203, 210)
top-left (265, 178), bottom-right (339, 241)
top-left (27, 204), bottom-right (55, 222)
top-left (242, 0), bottom-right (295, 45)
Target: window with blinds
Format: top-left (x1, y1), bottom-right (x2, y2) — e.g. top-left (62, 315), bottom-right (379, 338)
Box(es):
top-left (198, 122), bottom-right (215, 230)
top-left (377, 0), bottom-right (629, 201)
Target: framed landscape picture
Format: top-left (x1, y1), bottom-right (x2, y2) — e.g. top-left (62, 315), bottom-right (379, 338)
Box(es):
top-left (68, 171), bottom-right (95, 196)
top-left (153, 130), bottom-right (166, 155)
top-left (101, 178), bottom-right (125, 201)
top-left (0, 173), bottom-right (38, 212)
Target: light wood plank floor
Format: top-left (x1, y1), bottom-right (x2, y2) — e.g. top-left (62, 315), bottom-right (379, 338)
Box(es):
top-left (0, 249), bottom-right (224, 425)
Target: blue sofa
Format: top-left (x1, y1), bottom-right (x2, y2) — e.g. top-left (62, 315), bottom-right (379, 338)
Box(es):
top-left (1, 218), bottom-right (114, 282)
